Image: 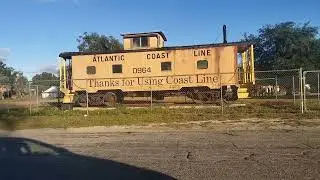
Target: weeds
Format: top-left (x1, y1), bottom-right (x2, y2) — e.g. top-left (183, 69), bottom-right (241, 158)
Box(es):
top-left (0, 100), bottom-right (319, 130)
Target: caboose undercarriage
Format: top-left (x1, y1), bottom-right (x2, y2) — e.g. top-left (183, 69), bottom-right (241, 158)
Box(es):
top-left (73, 85), bottom-right (238, 107)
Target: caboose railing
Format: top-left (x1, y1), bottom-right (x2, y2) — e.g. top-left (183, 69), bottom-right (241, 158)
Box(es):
top-left (239, 44), bottom-right (255, 85)
top-left (59, 58), bottom-right (67, 93)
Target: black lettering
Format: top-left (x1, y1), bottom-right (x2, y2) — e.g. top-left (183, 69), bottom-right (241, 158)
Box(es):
top-left (137, 78), bottom-right (143, 85)
top-left (157, 79), bottom-right (163, 86)
top-left (166, 77), bottom-right (172, 84)
top-left (89, 80), bottom-right (94, 87)
top-left (104, 56), bottom-right (108, 62)
top-left (157, 53), bottom-right (161, 59)
top-left (121, 55), bottom-right (124, 60)
top-left (207, 50), bottom-right (211, 56)
top-left (93, 56), bottom-right (97, 62)
top-left (194, 51), bottom-right (197, 56)
top-left (144, 79), bottom-right (150, 85)
top-left (213, 76), bottom-right (218, 83)
top-left (196, 75), bottom-right (201, 83)
top-left (147, 54), bottom-right (150, 59)
top-left (109, 56), bottom-right (114, 61)
top-left (188, 76), bottom-right (193, 83)
top-left (200, 50), bottom-right (206, 56)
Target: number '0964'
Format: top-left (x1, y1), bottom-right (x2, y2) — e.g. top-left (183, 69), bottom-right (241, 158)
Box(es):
top-left (133, 67), bottom-right (151, 73)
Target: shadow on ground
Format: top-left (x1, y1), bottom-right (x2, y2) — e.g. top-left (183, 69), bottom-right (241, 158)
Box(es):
top-left (0, 137), bottom-right (174, 180)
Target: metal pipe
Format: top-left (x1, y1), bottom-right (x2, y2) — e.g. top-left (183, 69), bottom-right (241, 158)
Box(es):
top-left (86, 90), bottom-right (89, 116)
top-left (59, 59), bottom-right (62, 89)
top-left (241, 52), bottom-right (247, 83)
top-left (292, 76), bottom-right (295, 103)
top-left (275, 76), bottom-right (278, 100)
top-left (29, 82), bottom-right (31, 115)
top-left (318, 73), bottom-right (320, 101)
top-left (250, 45), bottom-right (255, 84)
top-left (63, 60), bottom-right (67, 90)
top-left (150, 81), bottom-right (153, 110)
top-left (301, 69), bottom-right (305, 113)
top-left (220, 74), bottom-right (224, 114)
top-left (36, 85), bottom-right (39, 112)
top-left (223, 25), bottom-right (227, 43)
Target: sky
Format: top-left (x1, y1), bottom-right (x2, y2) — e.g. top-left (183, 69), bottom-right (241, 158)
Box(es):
top-left (0, 0), bottom-right (319, 76)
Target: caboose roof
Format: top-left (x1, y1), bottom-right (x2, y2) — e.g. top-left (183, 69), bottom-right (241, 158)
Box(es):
top-left (121, 31), bottom-right (167, 41)
top-left (59, 42), bottom-right (251, 59)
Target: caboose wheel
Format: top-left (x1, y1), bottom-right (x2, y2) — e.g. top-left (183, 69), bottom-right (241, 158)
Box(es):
top-left (102, 92), bottom-right (117, 107)
top-left (76, 93), bottom-right (87, 107)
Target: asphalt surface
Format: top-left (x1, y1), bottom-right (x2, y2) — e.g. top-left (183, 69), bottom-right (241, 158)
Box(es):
top-left (1, 126), bottom-right (319, 180)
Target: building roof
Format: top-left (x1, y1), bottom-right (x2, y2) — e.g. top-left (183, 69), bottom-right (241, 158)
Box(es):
top-left (59, 41), bottom-right (252, 59)
top-left (121, 31), bottom-right (167, 41)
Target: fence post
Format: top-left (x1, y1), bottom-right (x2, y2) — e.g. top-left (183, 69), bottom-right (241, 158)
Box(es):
top-left (86, 90), bottom-right (89, 116)
top-left (220, 74), bottom-right (224, 114)
top-left (86, 80), bottom-right (89, 116)
top-left (150, 81), bottom-right (153, 110)
top-left (318, 73), bottom-right (320, 101)
top-left (275, 76), bottom-right (278, 100)
top-left (28, 82), bottom-right (32, 115)
top-left (292, 76), bottom-right (295, 103)
top-left (300, 68), bottom-right (304, 114)
top-left (36, 85), bottom-right (39, 112)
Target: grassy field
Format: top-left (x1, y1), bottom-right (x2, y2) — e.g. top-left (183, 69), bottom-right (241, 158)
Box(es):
top-left (0, 99), bottom-right (320, 130)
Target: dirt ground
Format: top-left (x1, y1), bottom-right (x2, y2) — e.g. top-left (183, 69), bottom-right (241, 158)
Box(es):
top-left (1, 121), bottom-right (319, 180)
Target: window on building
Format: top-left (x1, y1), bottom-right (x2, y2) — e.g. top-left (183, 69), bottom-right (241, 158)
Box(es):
top-left (132, 37), bottom-right (149, 48)
top-left (161, 62), bottom-right (172, 71)
top-left (197, 60), bottom-right (208, 69)
top-left (112, 64), bottom-right (122, 73)
top-left (87, 66), bottom-right (96, 74)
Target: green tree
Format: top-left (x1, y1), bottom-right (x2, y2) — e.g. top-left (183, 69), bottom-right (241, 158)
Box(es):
top-left (0, 61), bottom-right (26, 86)
top-left (31, 72), bottom-right (59, 92)
top-left (244, 22), bottom-right (320, 70)
top-left (77, 32), bottom-right (123, 53)
top-left (0, 61), bottom-right (28, 98)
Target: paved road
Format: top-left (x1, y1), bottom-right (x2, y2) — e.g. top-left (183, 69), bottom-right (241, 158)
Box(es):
top-left (2, 126), bottom-right (319, 180)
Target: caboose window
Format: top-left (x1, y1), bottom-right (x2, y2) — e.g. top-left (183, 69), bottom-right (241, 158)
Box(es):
top-left (132, 37), bottom-right (149, 48)
top-left (141, 37), bottom-right (148, 47)
top-left (112, 64), bottom-right (122, 73)
top-left (197, 60), bottom-right (208, 69)
top-left (161, 62), bottom-right (171, 71)
top-left (87, 66), bottom-right (96, 74)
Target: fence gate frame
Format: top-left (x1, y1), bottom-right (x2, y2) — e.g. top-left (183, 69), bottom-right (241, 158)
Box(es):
top-left (303, 70), bottom-right (320, 112)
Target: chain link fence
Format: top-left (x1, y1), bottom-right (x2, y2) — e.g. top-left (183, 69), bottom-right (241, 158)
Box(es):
top-left (27, 80), bottom-right (62, 113)
top-left (225, 69), bottom-right (303, 115)
top-left (1, 69), bottom-right (315, 117)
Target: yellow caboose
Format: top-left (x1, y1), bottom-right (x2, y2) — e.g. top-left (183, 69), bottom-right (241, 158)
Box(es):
top-left (59, 27), bottom-right (255, 109)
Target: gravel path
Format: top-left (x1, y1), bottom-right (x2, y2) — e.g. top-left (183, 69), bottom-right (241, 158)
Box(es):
top-left (1, 125), bottom-right (319, 180)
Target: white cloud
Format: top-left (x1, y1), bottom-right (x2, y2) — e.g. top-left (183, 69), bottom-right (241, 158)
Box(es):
top-left (0, 48), bottom-right (10, 61)
top-left (38, 64), bottom-right (59, 74)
